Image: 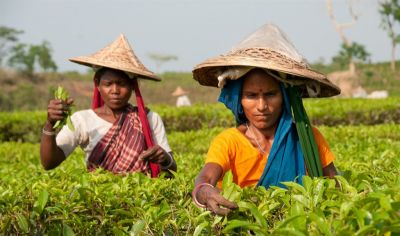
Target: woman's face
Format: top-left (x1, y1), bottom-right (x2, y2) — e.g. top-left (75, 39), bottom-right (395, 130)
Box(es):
top-left (241, 70), bottom-right (283, 131)
top-left (97, 69), bottom-right (132, 110)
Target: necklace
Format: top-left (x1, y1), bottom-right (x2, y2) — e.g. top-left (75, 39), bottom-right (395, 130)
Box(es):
top-left (245, 123), bottom-right (266, 155)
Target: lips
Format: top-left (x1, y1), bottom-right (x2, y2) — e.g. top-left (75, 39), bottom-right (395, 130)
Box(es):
top-left (109, 98), bottom-right (123, 103)
top-left (255, 114), bottom-right (271, 117)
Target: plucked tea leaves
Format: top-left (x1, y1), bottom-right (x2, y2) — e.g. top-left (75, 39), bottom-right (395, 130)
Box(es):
top-left (53, 86), bottom-right (74, 131)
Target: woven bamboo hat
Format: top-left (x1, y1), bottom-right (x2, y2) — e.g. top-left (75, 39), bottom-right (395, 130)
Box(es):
top-left (69, 34), bottom-right (161, 81)
top-left (172, 86), bottom-right (189, 96)
top-left (192, 24), bottom-right (340, 98)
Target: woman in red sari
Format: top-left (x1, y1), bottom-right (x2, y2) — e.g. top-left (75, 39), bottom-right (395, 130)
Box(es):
top-left (40, 35), bottom-right (176, 176)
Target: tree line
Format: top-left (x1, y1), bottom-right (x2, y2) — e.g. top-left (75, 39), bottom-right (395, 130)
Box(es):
top-left (0, 26), bottom-right (57, 76)
top-left (1, 0), bottom-right (400, 76)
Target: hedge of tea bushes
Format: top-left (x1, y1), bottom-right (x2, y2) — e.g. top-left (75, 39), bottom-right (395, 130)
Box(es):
top-left (1, 97), bottom-right (400, 143)
top-left (0, 125), bottom-right (399, 234)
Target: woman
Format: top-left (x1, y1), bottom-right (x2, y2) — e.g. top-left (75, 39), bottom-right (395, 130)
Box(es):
top-left (40, 34), bottom-right (176, 176)
top-left (191, 24), bottom-right (340, 215)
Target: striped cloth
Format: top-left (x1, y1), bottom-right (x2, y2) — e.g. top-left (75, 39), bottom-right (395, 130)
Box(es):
top-left (87, 105), bottom-right (150, 174)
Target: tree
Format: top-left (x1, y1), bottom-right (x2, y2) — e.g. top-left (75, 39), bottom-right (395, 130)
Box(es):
top-left (8, 41), bottom-right (57, 75)
top-left (8, 43), bottom-right (34, 74)
top-left (326, 0), bottom-right (361, 75)
top-left (379, 0), bottom-right (400, 72)
top-left (34, 41), bottom-right (57, 72)
top-left (0, 26), bottom-right (23, 65)
top-left (148, 53), bottom-right (178, 71)
top-left (332, 42), bottom-right (370, 69)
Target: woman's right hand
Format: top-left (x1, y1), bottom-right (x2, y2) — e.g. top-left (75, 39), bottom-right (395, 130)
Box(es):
top-left (46, 98), bottom-right (73, 125)
top-left (196, 184), bottom-right (238, 216)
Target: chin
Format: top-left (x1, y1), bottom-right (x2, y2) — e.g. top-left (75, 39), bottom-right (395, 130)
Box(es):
top-left (108, 103), bottom-right (128, 110)
top-left (254, 121), bottom-right (274, 130)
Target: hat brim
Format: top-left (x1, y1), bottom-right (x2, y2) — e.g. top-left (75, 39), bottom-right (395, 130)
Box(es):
top-left (69, 56), bottom-right (161, 82)
top-left (192, 48), bottom-right (340, 98)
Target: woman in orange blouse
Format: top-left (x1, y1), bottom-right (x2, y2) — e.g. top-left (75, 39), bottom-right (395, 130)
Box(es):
top-left (191, 24), bottom-right (340, 216)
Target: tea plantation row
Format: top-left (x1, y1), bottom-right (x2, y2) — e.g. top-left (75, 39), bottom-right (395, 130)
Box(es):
top-left (1, 97), bottom-right (400, 142)
top-left (0, 125), bottom-right (399, 234)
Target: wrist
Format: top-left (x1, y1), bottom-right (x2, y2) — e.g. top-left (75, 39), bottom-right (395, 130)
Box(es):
top-left (192, 183), bottom-right (214, 208)
top-left (42, 121), bottom-right (56, 136)
top-left (44, 121), bottom-right (55, 130)
top-left (160, 153), bottom-right (173, 170)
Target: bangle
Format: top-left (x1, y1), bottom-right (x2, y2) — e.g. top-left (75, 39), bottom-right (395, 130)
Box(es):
top-left (42, 128), bottom-right (56, 136)
top-left (192, 183), bottom-right (214, 208)
top-left (160, 153), bottom-right (174, 170)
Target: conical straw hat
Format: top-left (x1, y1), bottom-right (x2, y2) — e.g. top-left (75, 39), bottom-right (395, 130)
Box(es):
top-left (192, 24), bottom-right (340, 98)
top-left (172, 86), bottom-right (189, 96)
top-left (69, 34), bottom-right (161, 81)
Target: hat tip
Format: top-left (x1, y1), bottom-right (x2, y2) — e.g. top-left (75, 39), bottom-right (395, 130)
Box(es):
top-left (117, 33), bottom-right (127, 40)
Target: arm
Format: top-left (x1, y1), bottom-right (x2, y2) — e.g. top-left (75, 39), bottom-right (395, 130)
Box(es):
top-left (144, 111), bottom-right (176, 172)
top-left (40, 99), bottom-right (72, 170)
top-left (312, 127), bottom-right (337, 178)
top-left (193, 163), bottom-right (238, 215)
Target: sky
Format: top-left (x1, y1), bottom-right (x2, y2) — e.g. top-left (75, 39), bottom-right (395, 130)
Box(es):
top-left (0, 0), bottom-right (394, 73)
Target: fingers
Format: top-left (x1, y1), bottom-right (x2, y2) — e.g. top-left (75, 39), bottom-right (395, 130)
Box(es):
top-left (139, 146), bottom-right (159, 161)
top-left (206, 194), bottom-right (238, 216)
top-left (47, 99), bottom-right (71, 124)
top-left (214, 194), bottom-right (238, 209)
top-left (140, 145), bottom-right (170, 164)
top-left (66, 98), bottom-right (74, 105)
top-left (208, 200), bottom-right (232, 216)
top-left (197, 185), bottom-right (237, 216)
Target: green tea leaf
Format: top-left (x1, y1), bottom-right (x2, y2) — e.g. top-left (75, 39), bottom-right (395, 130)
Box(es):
top-left (130, 220), bottom-right (145, 235)
top-left (52, 85), bottom-right (74, 131)
top-left (222, 219), bottom-right (260, 233)
top-left (193, 222), bottom-right (208, 236)
top-left (16, 214), bottom-right (29, 233)
top-left (63, 224), bottom-right (75, 236)
top-left (33, 189), bottom-right (49, 215)
top-left (67, 116), bottom-right (75, 131)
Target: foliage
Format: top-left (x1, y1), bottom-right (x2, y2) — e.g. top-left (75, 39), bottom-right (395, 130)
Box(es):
top-left (379, 0), bottom-right (400, 40)
top-left (52, 86), bottom-right (74, 131)
top-left (0, 124), bottom-right (399, 234)
top-left (8, 41), bottom-right (57, 75)
top-left (2, 61), bottom-right (400, 111)
top-left (2, 98), bottom-right (400, 142)
top-left (148, 53), bottom-right (178, 71)
top-left (0, 26), bottom-right (23, 65)
top-left (332, 42), bottom-right (370, 70)
top-left (379, 0), bottom-right (400, 71)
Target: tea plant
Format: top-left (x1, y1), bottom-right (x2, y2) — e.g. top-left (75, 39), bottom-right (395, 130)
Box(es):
top-left (0, 125), bottom-right (399, 234)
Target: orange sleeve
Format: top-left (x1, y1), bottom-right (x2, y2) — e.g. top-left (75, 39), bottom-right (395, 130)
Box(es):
top-left (312, 127), bottom-right (335, 167)
top-left (205, 131), bottom-right (231, 173)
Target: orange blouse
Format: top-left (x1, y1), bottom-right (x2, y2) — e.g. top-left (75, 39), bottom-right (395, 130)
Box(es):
top-left (206, 127), bottom-right (335, 188)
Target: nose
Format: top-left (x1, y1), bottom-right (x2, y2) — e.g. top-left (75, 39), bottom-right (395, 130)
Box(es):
top-left (110, 84), bottom-right (120, 94)
top-left (257, 97), bottom-right (268, 112)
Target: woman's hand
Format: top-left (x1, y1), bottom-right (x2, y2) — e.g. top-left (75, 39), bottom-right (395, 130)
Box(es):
top-left (47, 98), bottom-right (74, 125)
top-left (195, 184), bottom-right (238, 216)
top-left (139, 145), bottom-right (176, 171)
top-left (193, 163), bottom-right (237, 215)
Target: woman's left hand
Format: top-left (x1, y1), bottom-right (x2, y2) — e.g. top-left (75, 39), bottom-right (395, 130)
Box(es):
top-left (139, 145), bottom-right (174, 170)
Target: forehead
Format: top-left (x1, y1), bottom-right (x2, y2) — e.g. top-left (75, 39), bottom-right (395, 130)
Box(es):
top-left (100, 69), bottom-right (130, 81)
top-left (242, 70), bottom-right (280, 90)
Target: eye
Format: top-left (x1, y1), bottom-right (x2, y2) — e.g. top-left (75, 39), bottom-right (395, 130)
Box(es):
top-left (243, 92), bottom-right (257, 99)
top-left (117, 80), bottom-right (130, 87)
top-left (101, 81), bottom-right (112, 87)
top-left (265, 92), bottom-right (276, 97)
top-left (264, 90), bottom-right (280, 98)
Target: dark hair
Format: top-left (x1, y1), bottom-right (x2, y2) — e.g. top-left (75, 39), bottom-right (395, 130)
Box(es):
top-left (94, 67), bottom-right (131, 85)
